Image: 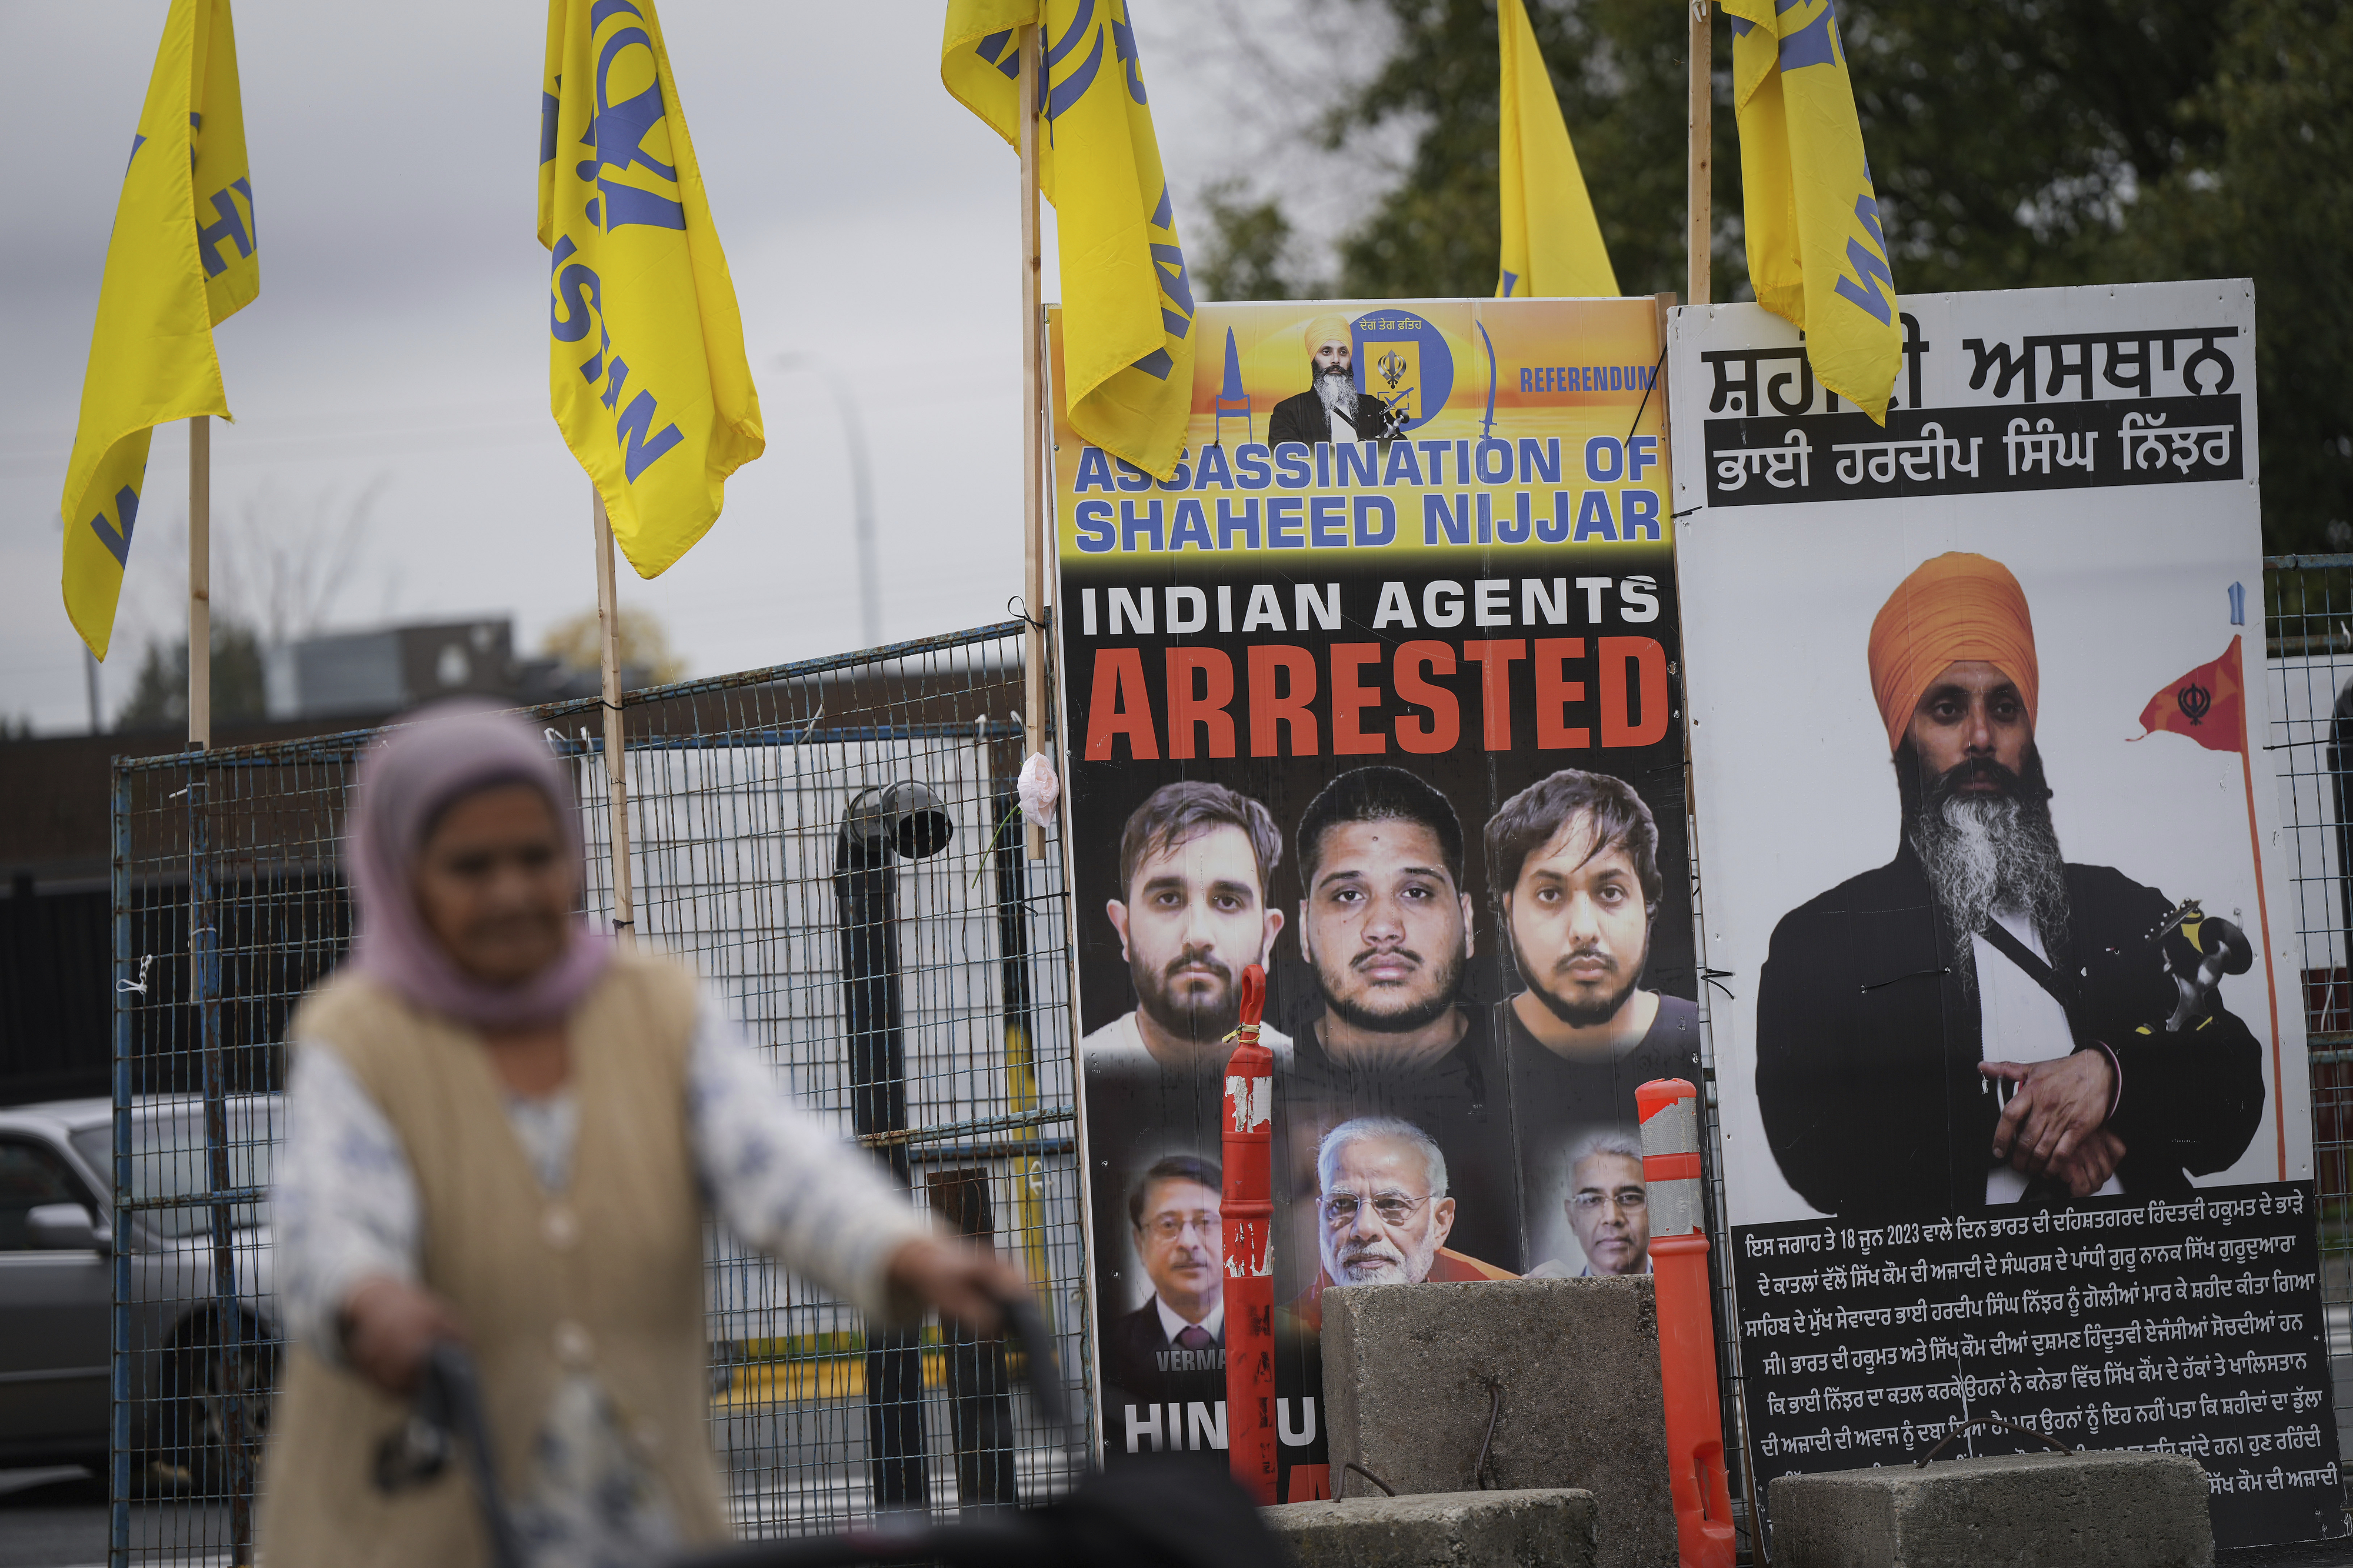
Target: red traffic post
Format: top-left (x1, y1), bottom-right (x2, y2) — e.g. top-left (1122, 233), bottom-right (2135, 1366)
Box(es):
top-left (1637, 1077), bottom-right (1737, 1568)
top-left (1222, 963), bottom-right (1278, 1503)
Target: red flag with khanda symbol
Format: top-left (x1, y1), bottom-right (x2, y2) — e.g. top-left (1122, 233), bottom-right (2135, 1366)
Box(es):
top-left (2135, 635), bottom-right (2245, 753)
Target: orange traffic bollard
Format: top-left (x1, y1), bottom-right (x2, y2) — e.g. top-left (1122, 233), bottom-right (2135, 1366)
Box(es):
top-left (1222, 964), bottom-right (1278, 1503)
top-left (1637, 1077), bottom-right (1737, 1568)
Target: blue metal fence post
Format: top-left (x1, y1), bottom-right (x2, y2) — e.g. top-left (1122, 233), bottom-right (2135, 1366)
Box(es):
top-left (189, 752), bottom-right (255, 1560)
top-left (109, 762), bottom-right (132, 1568)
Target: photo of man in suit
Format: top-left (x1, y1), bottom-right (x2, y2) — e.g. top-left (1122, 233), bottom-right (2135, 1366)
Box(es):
top-left (1266, 313), bottom-right (1401, 448)
top-left (1107, 1156), bottom-right (1225, 1395)
top-left (1755, 552), bottom-right (2265, 1215)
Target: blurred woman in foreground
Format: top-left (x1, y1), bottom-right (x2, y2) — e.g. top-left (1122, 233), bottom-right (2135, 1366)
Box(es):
top-left (259, 703), bottom-right (1022, 1566)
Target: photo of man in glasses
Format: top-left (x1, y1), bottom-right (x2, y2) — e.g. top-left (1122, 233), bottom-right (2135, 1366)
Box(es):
top-left (1528, 1131), bottom-right (1652, 1278)
top-left (1284, 1116), bottom-right (1513, 1333)
top-left (1108, 1156), bottom-right (1227, 1397)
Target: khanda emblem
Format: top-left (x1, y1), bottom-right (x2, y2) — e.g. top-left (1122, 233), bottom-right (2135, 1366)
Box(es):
top-left (2177, 680), bottom-right (2212, 726)
top-left (1370, 344), bottom-right (1418, 424)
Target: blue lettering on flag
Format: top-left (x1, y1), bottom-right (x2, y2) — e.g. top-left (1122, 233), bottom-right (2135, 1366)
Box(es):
top-left (1501, 269), bottom-right (1519, 296)
top-left (194, 179), bottom-right (255, 276)
top-left (614, 390), bottom-right (684, 481)
top-left (90, 485), bottom-right (140, 569)
top-left (549, 236), bottom-right (603, 342)
top-left (128, 132), bottom-right (147, 171)
top-left (1778, 2), bottom-right (1842, 71)
top-left (1832, 194), bottom-right (1895, 323)
top-left (541, 90), bottom-right (559, 165)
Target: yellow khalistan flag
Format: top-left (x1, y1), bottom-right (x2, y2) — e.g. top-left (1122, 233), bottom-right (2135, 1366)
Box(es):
top-left (1496, 0), bottom-right (1617, 299)
top-left (61, 0), bottom-right (257, 661)
top-left (1724, 0), bottom-right (1901, 422)
top-left (540, 0), bottom-right (762, 578)
top-left (943, 1), bottom-right (1195, 479)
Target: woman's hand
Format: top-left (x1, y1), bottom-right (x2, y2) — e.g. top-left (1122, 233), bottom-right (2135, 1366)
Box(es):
top-left (339, 1275), bottom-right (468, 1398)
top-left (884, 1236), bottom-right (1032, 1335)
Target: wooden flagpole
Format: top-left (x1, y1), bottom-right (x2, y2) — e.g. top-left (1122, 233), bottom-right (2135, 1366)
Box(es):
top-left (2231, 636), bottom-right (2288, 1178)
top-left (188, 415), bottom-right (211, 750)
top-left (1019, 23), bottom-right (1047, 859)
top-left (594, 491), bottom-right (636, 937)
top-left (1688, 1), bottom-right (1712, 306)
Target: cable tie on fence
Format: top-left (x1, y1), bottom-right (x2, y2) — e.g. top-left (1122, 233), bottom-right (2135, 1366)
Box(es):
top-left (544, 728), bottom-right (566, 754)
top-left (795, 700), bottom-right (825, 745)
top-left (611, 918), bottom-right (635, 930)
top-left (116, 955), bottom-right (156, 995)
top-left (1006, 595), bottom-right (1049, 632)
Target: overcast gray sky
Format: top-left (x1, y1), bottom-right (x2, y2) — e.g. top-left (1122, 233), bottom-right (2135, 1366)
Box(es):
top-left (0, 0), bottom-right (1401, 731)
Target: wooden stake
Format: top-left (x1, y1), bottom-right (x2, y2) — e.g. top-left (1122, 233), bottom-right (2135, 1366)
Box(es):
top-left (1688, 1), bottom-right (1713, 307)
top-left (593, 491), bottom-right (636, 937)
top-left (188, 415), bottom-right (211, 750)
top-left (1019, 22), bottom-right (1047, 859)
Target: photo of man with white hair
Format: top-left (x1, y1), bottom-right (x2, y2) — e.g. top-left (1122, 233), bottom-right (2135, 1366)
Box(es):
top-left (1528, 1130), bottom-right (1653, 1279)
top-left (1285, 1116), bottom-right (1514, 1334)
top-left (1266, 313), bottom-right (1402, 448)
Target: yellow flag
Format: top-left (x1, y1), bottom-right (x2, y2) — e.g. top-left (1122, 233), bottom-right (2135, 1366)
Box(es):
top-left (1723, 0), bottom-right (1901, 422)
top-left (1496, 0), bottom-right (1618, 299)
top-left (942, 1), bottom-right (1195, 480)
top-left (59, 0), bottom-right (257, 661)
top-left (540, 0), bottom-right (762, 578)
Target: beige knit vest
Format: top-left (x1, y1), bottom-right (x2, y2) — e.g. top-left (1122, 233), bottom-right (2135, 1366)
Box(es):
top-left (256, 949), bottom-right (728, 1566)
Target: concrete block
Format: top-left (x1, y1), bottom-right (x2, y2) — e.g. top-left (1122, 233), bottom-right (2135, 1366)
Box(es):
top-left (1768, 1449), bottom-right (2215, 1568)
top-left (1263, 1487), bottom-right (1599, 1568)
top-left (1321, 1277), bottom-right (1677, 1568)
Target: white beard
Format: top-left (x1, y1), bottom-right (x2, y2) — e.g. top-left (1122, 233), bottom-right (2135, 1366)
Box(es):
top-left (1314, 369), bottom-right (1359, 425)
top-left (1911, 793), bottom-right (2071, 995)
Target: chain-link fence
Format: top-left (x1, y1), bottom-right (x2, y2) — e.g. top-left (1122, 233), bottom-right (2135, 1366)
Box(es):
top-left (2262, 556), bottom-right (2353, 1477)
top-left (104, 618), bottom-right (1083, 1566)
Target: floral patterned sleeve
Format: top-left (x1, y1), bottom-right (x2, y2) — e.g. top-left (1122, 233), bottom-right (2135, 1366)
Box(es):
top-left (272, 1044), bottom-right (421, 1361)
top-left (686, 1000), bottom-right (934, 1319)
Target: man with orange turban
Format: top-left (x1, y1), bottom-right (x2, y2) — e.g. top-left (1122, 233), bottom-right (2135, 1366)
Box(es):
top-left (1753, 552), bottom-right (2263, 1216)
top-left (1267, 312), bottom-right (1404, 449)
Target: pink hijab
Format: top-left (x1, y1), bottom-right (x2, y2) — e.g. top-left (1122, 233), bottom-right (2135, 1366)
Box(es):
top-left (344, 700), bottom-right (611, 1028)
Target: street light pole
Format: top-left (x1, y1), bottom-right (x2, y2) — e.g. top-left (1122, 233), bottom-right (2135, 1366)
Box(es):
top-left (774, 353), bottom-right (882, 649)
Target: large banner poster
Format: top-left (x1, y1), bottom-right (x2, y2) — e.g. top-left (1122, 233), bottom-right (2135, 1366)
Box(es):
top-left (1052, 296), bottom-right (1695, 1497)
top-left (1672, 280), bottom-right (2341, 1549)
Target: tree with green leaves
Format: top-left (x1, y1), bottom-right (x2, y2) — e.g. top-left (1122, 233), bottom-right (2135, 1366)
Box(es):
top-left (1185, 0), bottom-right (2350, 550)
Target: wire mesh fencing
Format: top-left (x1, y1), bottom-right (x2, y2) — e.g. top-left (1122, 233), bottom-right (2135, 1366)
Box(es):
top-left (105, 618), bottom-right (1084, 1566)
top-left (2263, 556), bottom-right (2353, 1476)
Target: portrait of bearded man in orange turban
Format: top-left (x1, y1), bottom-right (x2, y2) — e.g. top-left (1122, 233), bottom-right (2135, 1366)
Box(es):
top-left (1753, 552), bottom-right (2265, 1216)
top-left (1266, 312), bottom-right (1405, 449)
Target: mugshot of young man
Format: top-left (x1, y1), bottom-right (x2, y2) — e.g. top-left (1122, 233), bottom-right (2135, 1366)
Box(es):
top-left (1527, 1131), bottom-right (1652, 1279)
top-left (1755, 552), bottom-right (2265, 1216)
top-left (1281, 766), bottom-right (1517, 1270)
top-left (1282, 1116), bottom-right (1514, 1336)
top-left (1265, 313), bottom-right (1402, 449)
top-left (1084, 780), bottom-right (1292, 1070)
top-left (1485, 769), bottom-right (1702, 1194)
top-left (1106, 1156), bottom-right (1228, 1395)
